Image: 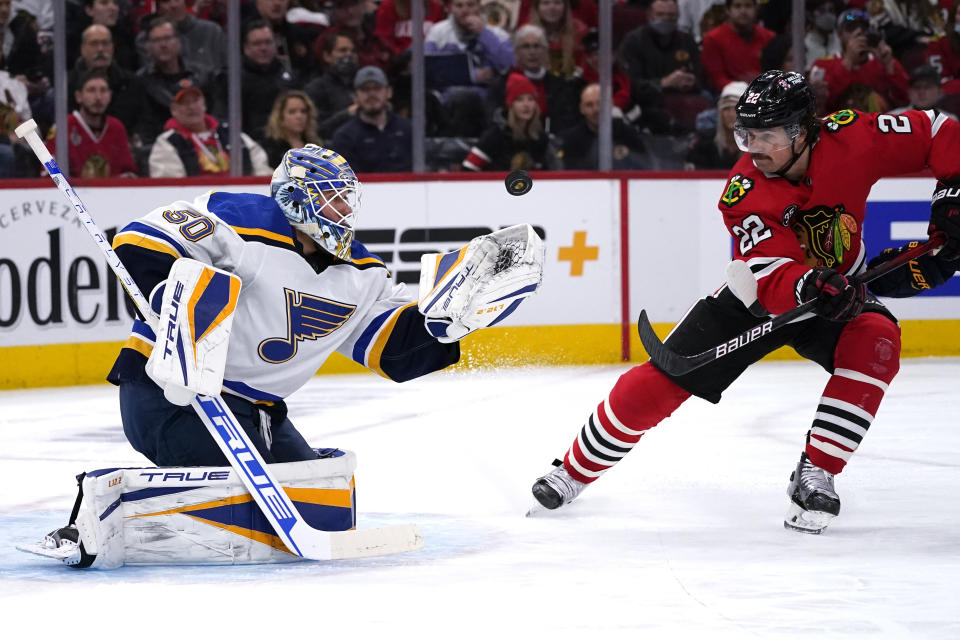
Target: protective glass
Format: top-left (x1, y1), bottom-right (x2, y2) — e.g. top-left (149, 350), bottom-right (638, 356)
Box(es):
top-left (733, 123), bottom-right (802, 153)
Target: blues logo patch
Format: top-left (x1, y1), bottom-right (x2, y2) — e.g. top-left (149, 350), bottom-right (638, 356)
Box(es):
top-left (823, 109), bottom-right (858, 132)
top-left (259, 289), bottom-right (357, 363)
top-left (721, 173), bottom-right (754, 206)
top-left (791, 204), bottom-right (859, 267)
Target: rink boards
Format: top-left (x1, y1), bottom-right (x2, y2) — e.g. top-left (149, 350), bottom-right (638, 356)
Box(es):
top-left (0, 173), bottom-right (957, 388)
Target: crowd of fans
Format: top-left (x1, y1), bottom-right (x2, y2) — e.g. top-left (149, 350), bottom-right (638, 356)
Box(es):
top-left (0, 0), bottom-right (958, 179)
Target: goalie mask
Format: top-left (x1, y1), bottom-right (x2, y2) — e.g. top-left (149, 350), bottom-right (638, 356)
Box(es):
top-left (271, 145), bottom-right (361, 260)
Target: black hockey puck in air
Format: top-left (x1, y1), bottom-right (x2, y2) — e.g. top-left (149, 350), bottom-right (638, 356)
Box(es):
top-left (505, 170), bottom-right (533, 196)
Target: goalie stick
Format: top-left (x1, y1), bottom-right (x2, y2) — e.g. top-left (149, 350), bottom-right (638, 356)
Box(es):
top-left (638, 234), bottom-right (946, 377)
top-left (16, 119), bottom-right (423, 562)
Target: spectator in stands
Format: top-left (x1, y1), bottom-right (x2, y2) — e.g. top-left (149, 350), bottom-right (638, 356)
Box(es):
top-left (524, 0), bottom-right (589, 77)
top-left (331, 65), bottom-right (412, 173)
top-left (805, 0), bottom-right (841, 69)
top-left (243, 0), bottom-right (318, 75)
top-left (558, 82), bottom-right (646, 170)
top-left (575, 29), bottom-right (632, 112)
top-left (684, 80), bottom-right (745, 170)
top-left (809, 9), bottom-right (909, 113)
top-left (700, 0), bottom-right (774, 92)
top-left (516, 0), bottom-right (599, 29)
top-left (463, 73), bottom-right (559, 171)
top-left (618, 0), bottom-right (706, 133)
top-left (137, 16), bottom-right (223, 146)
top-left (149, 86), bottom-right (271, 177)
top-left (195, 0), bottom-right (228, 28)
top-left (0, 0), bottom-right (45, 78)
top-left (375, 0), bottom-right (445, 55)
top-left (261, 89), bottom-right (323, 167)
top-left (426, 0), bottom-right (514, 90)
top-left (0, 63), bottom-right (28, 177)
top-left (305, 32), bottom-right (359, 138)
top-left (925, 0), bottom-right (960, 96)
top-left (315, 0), bottom-right (391, 70)
top-left (48, 70), bottom-right (137, 178)
top-left (679, 0), bottom-right (725, 43)
top-left (889, 63), bottom-right (958, 118)
top-left (1, 0), bottom-right (51, 131)
top-left (67, 0), bottom-right (138, 73)
top-left (488, 24), bottom-right (581, 134)
top-left (242, 20), bottom-right (297, 138)
top-left (68, 24), bottom-right (140, 134)
top-left (135, 0), bottom-right (226, 74)
top-left (761, 33), bottom-right (794, 71)
top-left (872, 0), bottom-right (943, 63)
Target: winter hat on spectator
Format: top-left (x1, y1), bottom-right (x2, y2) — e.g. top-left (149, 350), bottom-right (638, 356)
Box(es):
top-left (354, 65), bottom-right (388, 89)
top-left (718, 81), bottom-right (748, 108)
top-left (505, 73), bottom-right (538, 108)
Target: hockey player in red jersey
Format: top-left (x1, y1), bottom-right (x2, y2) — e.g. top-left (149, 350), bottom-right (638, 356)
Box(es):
top-left (531, 70), bottom-right (960, 533)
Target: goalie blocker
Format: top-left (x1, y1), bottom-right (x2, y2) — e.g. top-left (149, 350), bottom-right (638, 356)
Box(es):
top-left (418, 224), bottom-right (544, 342)
top-left (19, 450), bottom-right (358, 569)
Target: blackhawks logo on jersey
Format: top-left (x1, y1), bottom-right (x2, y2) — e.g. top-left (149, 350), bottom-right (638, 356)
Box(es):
top-left (823, 109), bottom-right (858, 132)
top-left (791, 204), bottom-right (859, 267)
top-left (721, 173), bottom-right (754, 206)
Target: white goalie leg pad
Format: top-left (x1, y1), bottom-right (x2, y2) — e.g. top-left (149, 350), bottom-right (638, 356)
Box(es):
top-left (418, 223), bottom-right (544, 342)
top-left (63, 452), bottom-right (357, 568)
top-left (146, 257), bottom-right (241, 406)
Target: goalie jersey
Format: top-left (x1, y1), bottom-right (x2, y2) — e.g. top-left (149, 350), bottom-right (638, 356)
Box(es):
top-left (108, 191), bottom-right (459, 402)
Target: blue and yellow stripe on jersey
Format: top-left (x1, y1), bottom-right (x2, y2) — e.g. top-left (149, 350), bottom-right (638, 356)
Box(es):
top-left (125, 480), bottom-right (356, 554)
top-left (205, 192), bottom-right (297, 251)
top-left (339, 240), bottom-right (386, 270)
top-left (112, 221), bottom-right (188, 259)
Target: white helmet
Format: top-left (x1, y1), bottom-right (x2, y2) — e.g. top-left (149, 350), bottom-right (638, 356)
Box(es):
top-left (270, 144), bottom-right (361, 260)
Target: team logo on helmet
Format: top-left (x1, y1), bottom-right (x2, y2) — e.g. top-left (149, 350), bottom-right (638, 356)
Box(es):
top-left (721, 173), bottom-right (754, 207)
top-left (790, 204), bottom-right (859, 267)
top-left (823, 109), bottom-right (858, 132)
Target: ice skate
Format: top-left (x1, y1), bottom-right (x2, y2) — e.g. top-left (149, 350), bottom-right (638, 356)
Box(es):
top-left (16, 524), bottom-right (94, 567)
top-left (529, 459), bottom-right (587, 513)
top-left (784, 453), bottom-right (841, 534)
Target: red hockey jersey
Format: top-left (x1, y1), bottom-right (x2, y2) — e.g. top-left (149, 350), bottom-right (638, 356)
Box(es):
top-left (718, 108), bottom-right (960, 315)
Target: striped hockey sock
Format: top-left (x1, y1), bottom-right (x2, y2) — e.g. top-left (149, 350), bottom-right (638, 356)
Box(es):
top-left (564, 363), bottom-right (690, 483)
top-left (806, 313), bottom-right (901, 474)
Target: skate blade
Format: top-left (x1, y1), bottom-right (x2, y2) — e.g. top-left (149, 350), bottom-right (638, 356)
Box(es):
top-left (16, 540), bottom-right (79, 562)
top-left (525, 502), bottom-right (551, 517)
top-left (783, 501), bottom-right (836, 534)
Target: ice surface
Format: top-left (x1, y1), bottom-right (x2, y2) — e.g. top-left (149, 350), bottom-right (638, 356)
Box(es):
top-left (1, 360), bottom-right (958, 638)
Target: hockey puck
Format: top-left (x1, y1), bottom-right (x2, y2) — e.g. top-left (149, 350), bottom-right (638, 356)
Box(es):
top-left (505, 170), bottom-right (533, 196)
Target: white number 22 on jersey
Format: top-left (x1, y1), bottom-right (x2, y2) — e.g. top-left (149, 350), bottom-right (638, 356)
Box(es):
top-left (732, 214), bottom-right (772, 254)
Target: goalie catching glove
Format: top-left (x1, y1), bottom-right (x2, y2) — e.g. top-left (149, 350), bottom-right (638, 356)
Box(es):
top-left (418, 224), bottom-right (544, 343)
top-left (145, 258), bottom-right (241, 405)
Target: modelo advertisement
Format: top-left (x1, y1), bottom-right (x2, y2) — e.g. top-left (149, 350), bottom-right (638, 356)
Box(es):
top-left (0, 178), bottom-right (622, 348)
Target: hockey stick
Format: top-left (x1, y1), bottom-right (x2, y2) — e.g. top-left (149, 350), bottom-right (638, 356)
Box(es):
top-left (637, 234), bottom-right (946, 377)
top-left (16, 119), bottom-right (423, 561)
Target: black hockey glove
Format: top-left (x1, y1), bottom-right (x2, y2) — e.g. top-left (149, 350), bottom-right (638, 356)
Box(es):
top-left (867, 241), bottom-right (960, 298)
top-left (929, 179), bottom-right (960, 260)
top-left (795, 268), bottom-right (866, 322)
